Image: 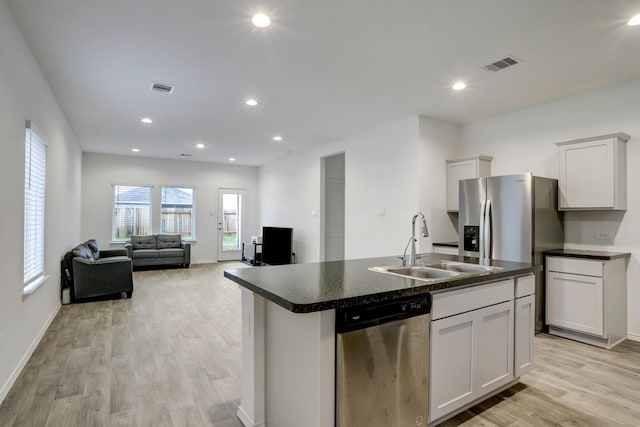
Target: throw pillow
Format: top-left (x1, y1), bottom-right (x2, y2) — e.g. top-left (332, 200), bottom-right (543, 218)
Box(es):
top-left (72, 243), bottom-right (94, 261)
top-left (84, 239), bottom-right (99, 259)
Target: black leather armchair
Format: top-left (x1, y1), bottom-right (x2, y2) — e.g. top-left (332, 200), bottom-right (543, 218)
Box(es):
top-left (63, 242), bottom-right (133, 300)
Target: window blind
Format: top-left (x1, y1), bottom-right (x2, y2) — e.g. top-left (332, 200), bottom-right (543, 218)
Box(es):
top-left (112, 185), bottom-right (152, 240)
top-left (24, 125), bottom-right (47, 285)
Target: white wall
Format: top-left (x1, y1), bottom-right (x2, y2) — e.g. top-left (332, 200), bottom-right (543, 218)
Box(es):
top-left (459, 77), bottom-right (640, 339)
top-left (419, 116), bottom-right (460, 243)
top-left (81, 153), bottom-right (259, 263)
top-left (259, 116), bottom-right (458, 263)
top-left (0, 0), bottom-right (82, 402)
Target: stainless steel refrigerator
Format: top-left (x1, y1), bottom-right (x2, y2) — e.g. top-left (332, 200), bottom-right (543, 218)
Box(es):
top-left (458, 173), bottom-right (563, 333)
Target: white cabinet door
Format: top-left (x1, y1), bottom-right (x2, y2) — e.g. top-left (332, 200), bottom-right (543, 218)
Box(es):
top-left (515, 295), bottom-right (535, 377)
top-left (447, 160), bottom-right (477, 212)
top-left (429, 309), bottom-right (476, 422)
top-left (546, 271), bottom-right (604, 336)
top-left (477, 301), bottom-right (514, 395)
top-left (556, 133), bottom-right (628, 210)
top-left (446, 156), bottom-right (492, 212)
top-left (429, 301), bottom-right (514, 422)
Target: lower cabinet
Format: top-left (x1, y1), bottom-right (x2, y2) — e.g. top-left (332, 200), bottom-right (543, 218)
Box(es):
top-left (429, 299), bottom-right (514, 422)
top-left (546, 255), bottom-right (627, 348)
top-left (547, 270), bottom-right (604, 336)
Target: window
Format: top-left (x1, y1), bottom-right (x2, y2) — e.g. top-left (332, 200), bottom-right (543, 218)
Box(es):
top-left (24, 122), bottom-right (47, 289)
top-left (112, 185), bottom-right (152, 240)
top-left (161, 187), bottom-right (194, 239)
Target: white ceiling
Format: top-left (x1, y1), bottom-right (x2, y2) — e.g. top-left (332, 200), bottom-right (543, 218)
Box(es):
top-left (7, 0), bottom-right (640, 166)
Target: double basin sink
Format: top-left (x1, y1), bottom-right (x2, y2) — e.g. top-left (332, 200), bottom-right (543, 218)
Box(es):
top-left (369, 260), bottom-right (502, 282)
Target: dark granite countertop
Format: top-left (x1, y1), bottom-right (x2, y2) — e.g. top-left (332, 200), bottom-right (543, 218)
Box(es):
top-left (433, 241), bottom-right (458, 247)
top-left (544, 249), bottom-right (631, 261)
top-left (224, 253), bottom-right (539, 313)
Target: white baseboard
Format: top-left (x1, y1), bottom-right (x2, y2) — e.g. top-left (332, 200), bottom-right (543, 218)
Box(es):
top-left (237, 406), bottom-right (265, 427)
top-left (0, 302), bottom-right (61, 404)
top-left (627, 332), bottom-right (640, 342)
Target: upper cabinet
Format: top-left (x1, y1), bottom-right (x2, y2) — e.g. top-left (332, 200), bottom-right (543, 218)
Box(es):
top-left (446, 155), bottom-right (492, 212)
top-left (556, 133), bottom-right (630, 211)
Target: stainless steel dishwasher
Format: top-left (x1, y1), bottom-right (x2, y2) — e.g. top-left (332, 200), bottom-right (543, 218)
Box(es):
top-left (336, 294), bottom-right (431, 427)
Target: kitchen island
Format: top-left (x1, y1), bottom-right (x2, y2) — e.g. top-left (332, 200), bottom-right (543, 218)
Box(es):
top-left (224, 253), bottom-right (539, 427)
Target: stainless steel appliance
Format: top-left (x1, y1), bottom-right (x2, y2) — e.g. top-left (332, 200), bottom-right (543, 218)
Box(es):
top-left (336, 295), bottom-right (431, 427)
top-left (459, 173), bottom-right (563, 333)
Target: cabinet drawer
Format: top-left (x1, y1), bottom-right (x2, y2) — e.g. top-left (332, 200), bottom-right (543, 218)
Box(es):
top-left (432, 279), bottom-right (514, 320)
top-left (515, 275), bottom-right (535, 298)
top-left (547, 257), bottom-right (603, 277)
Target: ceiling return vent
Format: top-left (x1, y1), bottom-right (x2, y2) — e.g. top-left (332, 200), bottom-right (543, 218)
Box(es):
top-left (484, 56), bottom-right (519, 72)
top-left (150, 82), bottom-right (175, 94)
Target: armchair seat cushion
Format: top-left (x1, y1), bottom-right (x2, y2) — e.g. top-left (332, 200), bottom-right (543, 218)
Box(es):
top-left (132, 249), bottom-right (159, 259)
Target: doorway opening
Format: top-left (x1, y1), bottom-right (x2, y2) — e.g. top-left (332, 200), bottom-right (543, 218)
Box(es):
top-left (321, 153), bottom-right (345, 261)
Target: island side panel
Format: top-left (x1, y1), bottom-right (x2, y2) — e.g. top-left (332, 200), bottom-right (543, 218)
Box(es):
top-left (265, 300), bottom-right (336, 427)
top-left (238, 289), bottom-right (266, 427)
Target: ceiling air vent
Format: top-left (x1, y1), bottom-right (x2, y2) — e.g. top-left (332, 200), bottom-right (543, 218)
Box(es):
top-left (484, 56), bottom-right (519, 72)
top-left (151, 82), bottom-right (175, 94)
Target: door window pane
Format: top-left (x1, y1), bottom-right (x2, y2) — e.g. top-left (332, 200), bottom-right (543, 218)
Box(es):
top-left (222, 193), bottom-right (241, 251)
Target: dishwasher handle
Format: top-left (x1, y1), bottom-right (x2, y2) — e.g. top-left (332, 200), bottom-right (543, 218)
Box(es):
top-left (336, 294), bottom-right (431, 334)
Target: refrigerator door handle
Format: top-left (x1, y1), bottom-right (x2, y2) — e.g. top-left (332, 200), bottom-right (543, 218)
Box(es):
top-left (479, 199), bottom-right (487, 261)
top-left (484, 199), bottom-right (492, 263)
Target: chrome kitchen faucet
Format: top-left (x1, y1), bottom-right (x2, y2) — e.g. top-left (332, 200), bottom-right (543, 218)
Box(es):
top-left (402, 212), bottom-right (429, 266)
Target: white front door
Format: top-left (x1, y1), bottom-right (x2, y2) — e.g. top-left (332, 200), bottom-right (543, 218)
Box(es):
top-left (218, 189), bottom-right (246, 261)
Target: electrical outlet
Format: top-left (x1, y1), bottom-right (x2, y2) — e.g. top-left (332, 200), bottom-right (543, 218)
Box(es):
top-left (595, 231), bottom-right (612, 240)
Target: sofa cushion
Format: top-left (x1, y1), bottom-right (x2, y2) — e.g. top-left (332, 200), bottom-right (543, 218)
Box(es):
top-left (84, 239), bottom-right (99, 259)
top-left (156, 234), bottom-right (182, 249)
top-left (131, 235), bottom-right (157, 250)
top-left (72, 243), bottom-right (94, 261)
top-left (158, 248), bottom-right (184, 258)
top-left (132, 249), bottom-right (159, 259)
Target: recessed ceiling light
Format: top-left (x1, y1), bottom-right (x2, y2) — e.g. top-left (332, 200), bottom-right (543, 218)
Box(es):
top-left (252, 13), bottom-right (271, 28)
top-left (196, 143), bottom-right (205, 149)
top-left (246, 99), bottom-right (258, 106)
top-left (229, 157), bottom-right (236, 162)
top-left (131, 148), bottom-right (140, 152)
top-left (273, 136), bottom-right (282, 141)
top-left (141, 117), bottom-right (153, 124)
top-left (452, 81), bottom-right (466, 91)
top-left (629, 14), bottom-right (640, 26)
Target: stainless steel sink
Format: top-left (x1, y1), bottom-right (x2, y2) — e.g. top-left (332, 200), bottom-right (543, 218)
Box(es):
top-left (369, 261), bottom-right (502, 282)
top-left (369, 265), bottom-right (460, 281)
top-left (425, 261), bottom-right (503, 274)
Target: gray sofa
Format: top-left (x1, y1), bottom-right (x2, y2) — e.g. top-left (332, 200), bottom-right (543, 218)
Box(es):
top-left (124, 234), bottom-right (191, 269)
top-left (63, 239), bottom-right (133, 300)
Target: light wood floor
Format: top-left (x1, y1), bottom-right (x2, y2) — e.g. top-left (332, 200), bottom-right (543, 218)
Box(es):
top-left (1, 263), bottom-right (640, 426)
